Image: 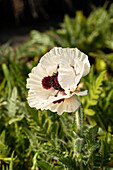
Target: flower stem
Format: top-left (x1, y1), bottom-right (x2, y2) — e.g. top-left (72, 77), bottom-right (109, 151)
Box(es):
top-left (75, 105), bottom-right (83, 137)
top-left (75, 105), bottom-right (84, 170)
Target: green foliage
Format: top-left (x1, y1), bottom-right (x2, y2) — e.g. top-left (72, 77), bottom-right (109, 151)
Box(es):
top-left (0, 130), bottom-right (15, 170)
top-left (83, 69), bottom-right (106, 116)
top-left (0, 131), bottom-right (10, 158)
top-left (0, 3), bottom-right (113, 170)
top-left (15, 30), bottom-right (54, 61)
top-left (27, 3), bottom-right (113, 71)
top-left (0, 42), bottom-right (12, 65)
top-left (50, 4), bottom-right (113, 53)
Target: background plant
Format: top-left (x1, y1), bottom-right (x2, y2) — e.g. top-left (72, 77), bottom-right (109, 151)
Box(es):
top-left (0, 3), bottom-right (113, 170)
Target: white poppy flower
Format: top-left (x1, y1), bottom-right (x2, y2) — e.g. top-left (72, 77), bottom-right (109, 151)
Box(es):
top-left (26, 47), bottom-right (90, 115)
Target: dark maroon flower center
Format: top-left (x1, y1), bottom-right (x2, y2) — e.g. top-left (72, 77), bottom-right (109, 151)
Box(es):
top-left (50, 73), bottom-right (64, 91)
top-left (42, 76), bottom-right (51, 89)
top-left (42, 73), bottom-right (64, 91)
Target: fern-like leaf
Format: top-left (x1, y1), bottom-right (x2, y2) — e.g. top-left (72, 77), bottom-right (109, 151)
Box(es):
top-left (84, 71), bottom-right (106, 116)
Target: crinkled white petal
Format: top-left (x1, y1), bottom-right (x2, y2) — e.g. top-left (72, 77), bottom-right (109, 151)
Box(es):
top-left (40, 47), bottom-right (90, 77)
top-left (26, 63), bottom-right (57, 108)
top-left (73, 60), bottom-right (85, 85)
top-left (42, 94), bottom-right (81, 115)
top-left (57, 95), bottom-right (81, 115)
top-left (40, 90), bottom-right (84, 114)
top-left (50, 47), bottom-right (76, 66)
top-left (58, 62), bottom-right (84, 92)
top-left (73, 48), bottom-right (90, 77)
top-left (58, 64), bottom-right (77, 91)
top-left (74, 90), bottom-right (88, 96)
top-left (51, 47), bottom-right (90, 77)
top-left (40, 48), bottom-right (61, 75)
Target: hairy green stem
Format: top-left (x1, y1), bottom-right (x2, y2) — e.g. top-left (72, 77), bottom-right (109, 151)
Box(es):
top-left (75, 105), bottom-right (84, 170)
top-left (75, 105), bottom-right (83, 137)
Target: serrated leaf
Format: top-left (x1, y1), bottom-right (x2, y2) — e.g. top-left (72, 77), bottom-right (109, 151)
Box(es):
top-left (85, 71), bottom-right (106, 118)
top-left (95, 71), bottom-right (106, 89)
top-left (75, 138), bottom-right (85, 153)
